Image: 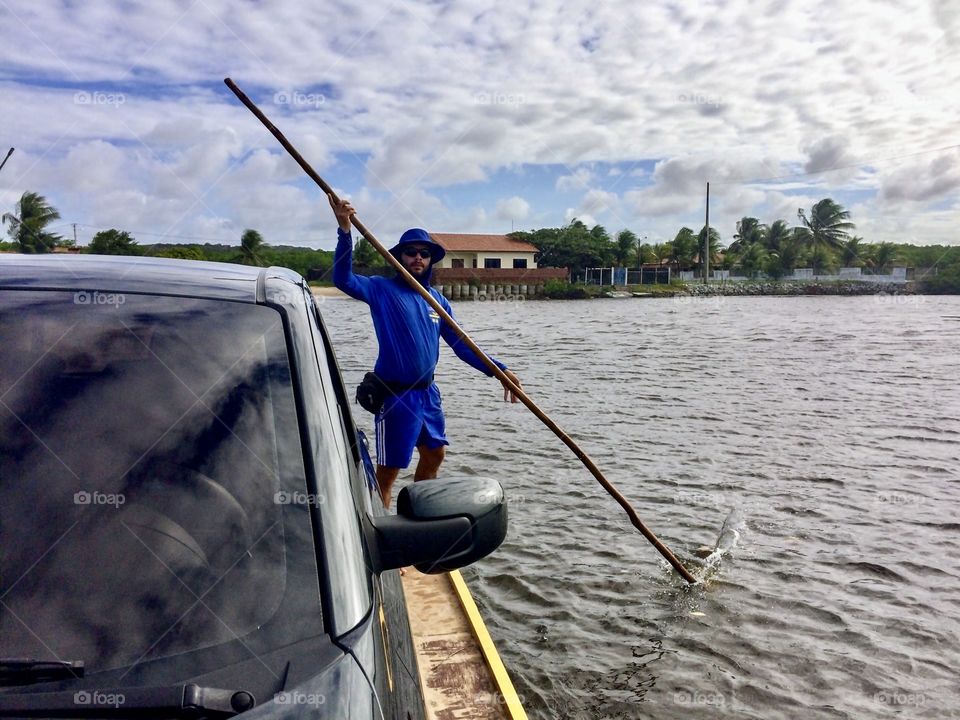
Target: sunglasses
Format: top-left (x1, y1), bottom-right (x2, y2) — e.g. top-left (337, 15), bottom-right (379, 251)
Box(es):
top-left (402, 247), bottom-right (432, 259)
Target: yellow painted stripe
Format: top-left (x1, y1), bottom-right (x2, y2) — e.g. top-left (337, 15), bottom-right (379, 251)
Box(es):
top-left (448, 570), bottom-right (528, 720)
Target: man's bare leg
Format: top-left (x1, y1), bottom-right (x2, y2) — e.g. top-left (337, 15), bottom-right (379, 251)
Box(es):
top-left (414, 445), bottom-right (445, 481)
top-left (376, 465), bottom-right (401, 509)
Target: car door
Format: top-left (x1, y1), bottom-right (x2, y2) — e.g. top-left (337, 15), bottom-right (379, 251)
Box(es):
top-left (299, 286), bottom-right (426, 720)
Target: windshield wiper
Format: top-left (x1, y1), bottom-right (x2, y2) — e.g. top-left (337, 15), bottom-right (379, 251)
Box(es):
top-left (0, 683), bottom-right (257, 718)
top-left (0, 660), bottom-right (84, 686)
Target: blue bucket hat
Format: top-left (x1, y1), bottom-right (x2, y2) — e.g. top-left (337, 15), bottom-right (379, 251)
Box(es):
top-left (389, 228), bottom-right (446, 265)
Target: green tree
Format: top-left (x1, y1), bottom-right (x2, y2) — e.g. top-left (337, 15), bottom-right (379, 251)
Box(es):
top-left (637, 242), bottom-right (657, 266)
top-left (353, 237), bottom-right (384, 267)
top-left (841, 236), bottom-right (864, 267)
top-left (88, 229), bottom-right (139, 256)
top-left (740, 243), bottom-right (769, 278)
top-left (867, 242), bottom-right (899, 274)
top-left (238, 228), bottom-right (266, 266)
top-left (797, 198), bottom-right (855, 273)
top-left (519, 220), bottom-right (614, 277)
top-left (4, 191), bottom-right (64, 253)
top-left (729, 217), bottom-right (763, 254)
top-left (671, 227), bottom-right (698, 269)
top-left (154, 246), bottom-right (205, 260)
top-left (763, 220), bottom-right (793, 252)
top-left (696, 226), bottom-right (722, 271)
top-left (615, 229), bottom-right (638, 267)
top-left (651, 242), bottom-right (670, 266)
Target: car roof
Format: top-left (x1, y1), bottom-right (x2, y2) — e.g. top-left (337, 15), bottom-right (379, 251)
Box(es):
top-left (0, 254), bottom-right (305, 303)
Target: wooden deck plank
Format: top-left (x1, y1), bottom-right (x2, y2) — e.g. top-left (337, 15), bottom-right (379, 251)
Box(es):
top-left (401, 571), bottom-right (509, 720)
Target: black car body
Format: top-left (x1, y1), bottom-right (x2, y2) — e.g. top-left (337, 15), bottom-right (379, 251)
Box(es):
top-left (0, 255), bottom-right (507, 719)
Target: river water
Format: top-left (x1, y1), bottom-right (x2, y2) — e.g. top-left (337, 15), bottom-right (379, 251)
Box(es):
top-left (321, 293), bottom-right (960, 720)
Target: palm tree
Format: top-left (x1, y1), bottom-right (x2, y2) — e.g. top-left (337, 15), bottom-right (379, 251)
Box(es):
top-left (763, 220), bottom-right (793, 252)
top-left (615, 229), bottom-right (638, 267)
top-left (867, 242), bottom-right (899, 274)
top-left (696, 226), bottom-right (722, 271)
top-left (729, 216), bottom-right (763, 254)
top-left (671, 227), bottom-right (697, 269)
top-left (238, 229), bottom-right (266, 266)
top-left (740, 243), bottom-right (769, 278)
top-left (4, 191), bottom-right (63, 253)
top-left (797, 198), bottom-right (855, 274)
top-left (651, 242), bottom-right (669, 266)
top-left (841, 236), bottom-right (865, 268)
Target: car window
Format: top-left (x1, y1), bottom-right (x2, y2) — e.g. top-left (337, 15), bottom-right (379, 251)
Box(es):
top-left (296, 286), bottom-right (372, 632)
top-left (0, 290), bottom-right (320, 674)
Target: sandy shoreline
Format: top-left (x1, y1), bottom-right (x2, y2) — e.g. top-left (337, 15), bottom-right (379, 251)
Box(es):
top-left (311, 286), bottom-right (348, 298)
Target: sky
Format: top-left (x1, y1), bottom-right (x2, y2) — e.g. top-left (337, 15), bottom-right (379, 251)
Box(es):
top-left (1, 0), bottom-right (959, 250)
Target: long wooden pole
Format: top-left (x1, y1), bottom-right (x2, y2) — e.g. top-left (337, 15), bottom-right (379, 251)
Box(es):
top-left (224, 78), bottom-right (697, 584)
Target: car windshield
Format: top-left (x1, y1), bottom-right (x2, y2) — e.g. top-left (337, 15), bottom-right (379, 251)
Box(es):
top-left (0, 290), bottom-right (318, 676)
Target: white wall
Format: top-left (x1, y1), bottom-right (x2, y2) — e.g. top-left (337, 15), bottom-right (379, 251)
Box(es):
top-left (436, 251), bottom-right (537, 269)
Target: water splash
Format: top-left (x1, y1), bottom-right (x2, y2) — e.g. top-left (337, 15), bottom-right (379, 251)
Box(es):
top-left (695, 508), bottom-right (747, 578)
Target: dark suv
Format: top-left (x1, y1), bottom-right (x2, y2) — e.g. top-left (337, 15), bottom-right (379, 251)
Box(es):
top-left (0, 255), bottom-right (507, 719)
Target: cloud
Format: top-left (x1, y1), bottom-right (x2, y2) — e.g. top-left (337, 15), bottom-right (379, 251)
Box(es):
top-left (494, 196), bottom-right (530, 221)
top-left (556, 167), bottom-right (594, 193)
top-left (878, 150), bottom-right (960, 204)
top-left (579, 189), bottom-right (618, 215)
top-left (0, 0), bottom-right (957, 245)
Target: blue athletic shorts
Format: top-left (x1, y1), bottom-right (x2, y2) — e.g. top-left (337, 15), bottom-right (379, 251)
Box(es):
top-left (374, 384), bottom-right (448, 468)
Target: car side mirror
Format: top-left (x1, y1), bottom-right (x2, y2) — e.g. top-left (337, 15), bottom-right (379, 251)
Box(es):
top-left (368, 477), bottom-right (507, 574)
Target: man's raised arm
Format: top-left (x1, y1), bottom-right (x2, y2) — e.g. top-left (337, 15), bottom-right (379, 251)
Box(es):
top-left (328, 194), bottom-right (372, 302)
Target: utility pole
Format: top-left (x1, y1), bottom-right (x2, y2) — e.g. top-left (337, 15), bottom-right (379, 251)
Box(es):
top-left (703, 181), bottom-right (710, 284)
top-left (72, 223), bottom-right (78, 245)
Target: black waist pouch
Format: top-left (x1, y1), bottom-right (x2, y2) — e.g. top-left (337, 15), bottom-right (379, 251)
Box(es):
top-left (356, 372), bottom-right (390, 414)
top-left (355, 372), bottom-right (435, 414)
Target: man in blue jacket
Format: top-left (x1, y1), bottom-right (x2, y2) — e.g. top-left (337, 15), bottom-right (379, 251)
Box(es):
top-left (329, 195), bottom-right (522, 507)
